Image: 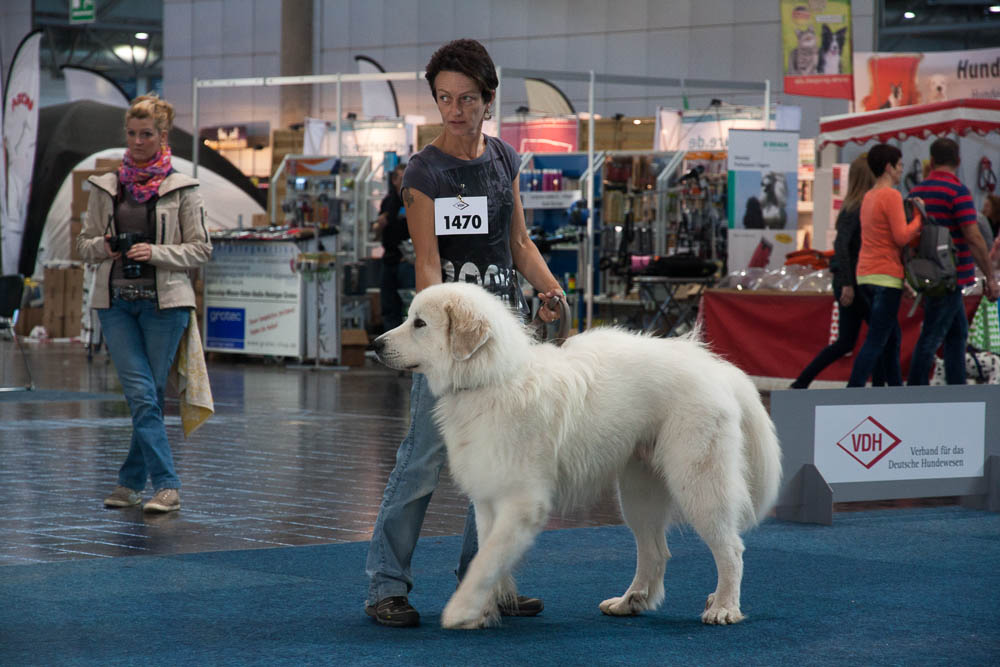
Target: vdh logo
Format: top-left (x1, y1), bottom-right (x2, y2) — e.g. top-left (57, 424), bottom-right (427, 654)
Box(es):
top-left (836, 416), bottom-right (901, 469)
top-left (11, 92), bottom-right (34, 111)
top-left (452, 199), bottom-right (470, 211)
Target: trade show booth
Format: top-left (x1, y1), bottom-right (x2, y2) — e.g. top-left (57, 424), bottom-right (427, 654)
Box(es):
top-left (812, 98), bottom-right (1000, 250)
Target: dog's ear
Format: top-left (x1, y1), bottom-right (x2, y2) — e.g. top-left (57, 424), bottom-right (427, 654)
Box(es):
top-left (445, 296), bottom-right (491, 361)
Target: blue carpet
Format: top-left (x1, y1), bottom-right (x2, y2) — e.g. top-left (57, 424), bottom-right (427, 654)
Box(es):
top-left (0, 389), bottom-right (122, 403)
top-left (1, 506), bottom-right (998, 666)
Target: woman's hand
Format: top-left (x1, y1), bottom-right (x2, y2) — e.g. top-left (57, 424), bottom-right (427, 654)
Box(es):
top-left (125, 242), bottom-right (153, 263)
top-left (537, 290), bottom-right (565, 323)
top-left (104, 235), bottom-right (121, 259)
top-left (839, 286), bottom-right (854, 307)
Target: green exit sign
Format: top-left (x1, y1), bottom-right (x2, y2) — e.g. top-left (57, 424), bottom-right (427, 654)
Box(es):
top-left (70, 0), bottom-right (96, 24)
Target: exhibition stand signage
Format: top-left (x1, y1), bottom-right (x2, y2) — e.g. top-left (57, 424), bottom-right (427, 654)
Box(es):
top-left (726, 129), bottom-right (801, 273)
top-left (204, 241), bottom-right (302, 356)
top-left (771, 385), bottom-right (999, 525)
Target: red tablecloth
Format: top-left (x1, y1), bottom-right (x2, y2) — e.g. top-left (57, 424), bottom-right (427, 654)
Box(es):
top-left (699, 289), bottom-right (982, 381)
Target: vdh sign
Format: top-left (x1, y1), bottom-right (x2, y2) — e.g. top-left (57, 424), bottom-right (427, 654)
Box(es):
top-left (835, 416), bottom-right (902, 469)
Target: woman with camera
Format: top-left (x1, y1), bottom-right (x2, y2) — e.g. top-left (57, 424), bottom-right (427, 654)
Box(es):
top-left (76, 94), bottom-right (212, 513)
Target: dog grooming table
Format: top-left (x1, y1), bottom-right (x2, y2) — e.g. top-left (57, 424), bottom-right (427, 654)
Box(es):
top-left (634, 276), bottom-right (714, 337)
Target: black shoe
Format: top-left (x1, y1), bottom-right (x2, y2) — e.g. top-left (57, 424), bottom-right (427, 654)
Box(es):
top-left (365, 596), bottom-right (420, 627)
top-left (499, 595), bottom-right (544, 617)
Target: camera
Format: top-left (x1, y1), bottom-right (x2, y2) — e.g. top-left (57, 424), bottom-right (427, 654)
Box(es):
top-left (108, 232), bottom-right (150, 279)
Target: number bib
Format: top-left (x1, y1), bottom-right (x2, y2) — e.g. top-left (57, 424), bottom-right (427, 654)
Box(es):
top-left (434, 196), bottom-right (488, 236)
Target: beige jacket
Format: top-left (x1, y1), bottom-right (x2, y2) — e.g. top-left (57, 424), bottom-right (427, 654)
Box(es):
top-left (76, 171), bottom-right (213, 309)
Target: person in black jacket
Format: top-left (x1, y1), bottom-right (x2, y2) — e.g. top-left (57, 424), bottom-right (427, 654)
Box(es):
top-left (372, 163), bottom-right (411, 331)
top-left (792, 155), bottom-right (887, 388)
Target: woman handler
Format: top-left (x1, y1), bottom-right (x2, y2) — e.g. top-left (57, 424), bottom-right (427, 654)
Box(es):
top-left (364, 39), bottom-right (564, 627)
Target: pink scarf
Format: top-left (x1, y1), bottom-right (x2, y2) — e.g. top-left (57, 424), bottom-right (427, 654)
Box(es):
top-left (118, 146), bottom-right (173, 202)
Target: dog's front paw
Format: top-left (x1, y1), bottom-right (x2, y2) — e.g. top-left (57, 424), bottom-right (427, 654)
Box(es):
top-left (701, 593), bottom-right (744, 625)
top-left (441, 598), bottom-right (492, 630)
top-left (599, 590), bottom-right (647, 616)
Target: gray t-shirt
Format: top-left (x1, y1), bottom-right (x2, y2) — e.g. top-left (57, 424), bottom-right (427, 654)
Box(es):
top-left (402, 135), bottom-right (528, 317)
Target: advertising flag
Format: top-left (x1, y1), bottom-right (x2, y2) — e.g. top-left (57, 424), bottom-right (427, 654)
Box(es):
top-left (2, 30), bottom-right (42, 274)
top-left (781, 0), bottom-right (853, 99)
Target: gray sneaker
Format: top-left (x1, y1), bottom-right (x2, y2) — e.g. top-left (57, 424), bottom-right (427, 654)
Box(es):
top-left (143, 488), bottom-right (180, 513)
top-left (104, 486), bottom-right (142, 508)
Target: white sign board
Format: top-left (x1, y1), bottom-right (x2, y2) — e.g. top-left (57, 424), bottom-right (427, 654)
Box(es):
top-left (655, 106), bottom-right (802, 152)
top-left (203, 242), bottom-right (302, 356)
top-left (814, 402), bottom-right (986, 483)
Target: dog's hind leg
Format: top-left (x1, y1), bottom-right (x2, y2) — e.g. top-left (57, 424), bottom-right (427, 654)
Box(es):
top-left (441, 493), bottom-right (550, 630)
top-left (599, 456), bottom-right (671, 616)
top-left (697, 528), bottom-right (745, 625)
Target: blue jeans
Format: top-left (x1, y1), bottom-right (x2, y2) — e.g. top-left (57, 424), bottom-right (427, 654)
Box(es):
top-left (366, 372), bottom-right (478, 604)
top-left (792, 285), bottom-right (888, 388)
top-left (848, 285), bottom-right (903, 387)
top-left (908, 288), bottom-right (967, 385)
top-left (98, 299), bottom-right (189, 491)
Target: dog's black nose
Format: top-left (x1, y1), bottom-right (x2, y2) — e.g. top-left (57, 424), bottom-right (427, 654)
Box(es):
top-left (372, 337), bottom-right (386, 356)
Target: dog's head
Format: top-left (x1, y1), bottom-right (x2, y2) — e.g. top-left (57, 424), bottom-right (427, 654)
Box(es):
top-left (372, 282), bottom-right (530, 395)
top-left (760, 172), bottom-right (787, 206)
top-left (821, 25), bottom-right (844, 56)
top-left (927, 74), bottom-right (948, 102)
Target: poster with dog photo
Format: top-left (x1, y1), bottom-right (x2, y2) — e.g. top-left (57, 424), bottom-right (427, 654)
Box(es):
top-left (852, 46), bottom-right (1000, 112)
top-left (727, 129), bottom-right (799, 231)
top-left (781, 0), bottom-right (853, 99)
top-left (727, 129), bottom-right (800, 272)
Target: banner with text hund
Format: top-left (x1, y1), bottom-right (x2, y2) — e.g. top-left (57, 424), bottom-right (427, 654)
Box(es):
top-left (853, 47), bottom-right (1000, 112)
top-left (781, 0), bottom-right (853, 99)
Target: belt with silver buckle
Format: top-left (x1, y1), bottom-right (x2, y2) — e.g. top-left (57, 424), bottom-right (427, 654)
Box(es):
top-left (111, 285), bottom-right (158, 301)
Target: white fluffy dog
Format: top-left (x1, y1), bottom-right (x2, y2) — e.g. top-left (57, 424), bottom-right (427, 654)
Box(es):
top-left (373, 282), bottom-right (782, 630)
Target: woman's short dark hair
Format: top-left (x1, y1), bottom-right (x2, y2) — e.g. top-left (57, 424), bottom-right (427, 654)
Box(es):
top-left (867, 143), bottom-right (902, 177)
top-left (424, 39), bottom-right (498, 105)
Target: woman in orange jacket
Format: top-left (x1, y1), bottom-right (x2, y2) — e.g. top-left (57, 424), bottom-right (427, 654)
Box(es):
top-left (846, 144), bottom-right (922, 387)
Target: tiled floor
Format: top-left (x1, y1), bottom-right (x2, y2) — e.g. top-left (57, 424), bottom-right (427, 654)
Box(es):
top-left (1, 339), bottom-right (954, 568)
top-left (0, 340), bottom-right (622, 566)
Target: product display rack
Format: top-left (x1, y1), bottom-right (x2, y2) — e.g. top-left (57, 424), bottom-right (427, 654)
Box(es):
top-left (269, 154), bottom-right (371, 263)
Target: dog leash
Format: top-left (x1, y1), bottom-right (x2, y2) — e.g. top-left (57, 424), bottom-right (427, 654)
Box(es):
top-left (530, 294), bottom-right (571, 346)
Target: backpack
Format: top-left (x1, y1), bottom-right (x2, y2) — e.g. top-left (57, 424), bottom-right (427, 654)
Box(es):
top-left (901, 197), bottom-right (957, 297)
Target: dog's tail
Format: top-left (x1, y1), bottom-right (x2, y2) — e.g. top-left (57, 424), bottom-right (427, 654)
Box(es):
top-left (735, 374), bottom-right (783, 525)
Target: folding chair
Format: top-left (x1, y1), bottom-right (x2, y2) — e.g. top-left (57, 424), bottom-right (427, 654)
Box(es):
top-left (0, 274), bottom-right (35, 392)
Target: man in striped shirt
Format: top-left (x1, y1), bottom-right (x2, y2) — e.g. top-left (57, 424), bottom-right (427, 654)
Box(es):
top-left (907, 138), bottom-right (1000, 385)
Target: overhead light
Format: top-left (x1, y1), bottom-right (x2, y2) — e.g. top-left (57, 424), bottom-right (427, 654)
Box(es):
top-left (135, 32), bottom-right (149, 40)
top-left (990, 5), bottom-right (1000, 13)
top-left (113, 45), bottom-right (149, 63)
top-left (903, 11), bottom-right (915, 19)
top-left (633, 119), bottom-right (642, 125)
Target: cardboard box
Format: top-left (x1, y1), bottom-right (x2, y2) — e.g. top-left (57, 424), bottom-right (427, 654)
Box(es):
top-left (340, 329), bottom-right (369, 367)
top-left (14, 305), bottom-right (42, 336)
top-left (69, 219), bottom-right (83, 260)
top-left (42, 266), bottom-right (84, 338)
top-left (252, 213), bottom-right (270, 228)
top-left (72, 168), bottom-right (116, 219)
